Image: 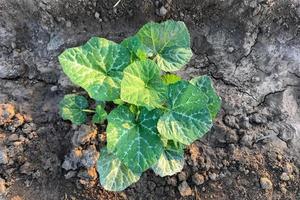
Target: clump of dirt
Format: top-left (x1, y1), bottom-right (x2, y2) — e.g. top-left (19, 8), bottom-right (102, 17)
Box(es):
top-left (0, 0), bottom-right (299, 200)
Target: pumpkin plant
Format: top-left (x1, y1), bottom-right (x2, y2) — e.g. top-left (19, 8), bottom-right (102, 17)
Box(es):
top-left (58, 20), bottom-right (221, 191)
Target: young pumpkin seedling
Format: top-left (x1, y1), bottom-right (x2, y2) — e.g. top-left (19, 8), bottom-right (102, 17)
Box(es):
top-left (58, 20), bottom-right (221, 191)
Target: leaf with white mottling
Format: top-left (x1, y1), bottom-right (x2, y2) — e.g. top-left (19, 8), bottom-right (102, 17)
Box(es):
top-left (152, 148), bottom-right (184, 177)
top-left (97, 148), bottom-right (141, 191)
top-left (120, 60), bottom-right (167, 109)
top-left (120, 36), bottom-right (148, 62)
top-left (106, 105), bottom-right (163, 173)
top-left (190, 75), bottom-right (221, 119)
top-left (136, 20), bottom-right (193, 72)
top-left (157, 80), bottom-right (213, 145)
top-left (58, 37), bottom-right (131, 101)
top-left (59, 94), bottom-right (88, 125)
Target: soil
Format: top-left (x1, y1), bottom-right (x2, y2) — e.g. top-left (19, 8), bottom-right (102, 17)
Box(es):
top-left (0, 0), bottom-right (299, 199)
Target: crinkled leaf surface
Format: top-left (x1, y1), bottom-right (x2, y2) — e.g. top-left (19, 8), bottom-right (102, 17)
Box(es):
top-left (152, 147), bottom-right (184, 177)
top-left (121, 60), bottom-right (167, 109)
top-left (58, 37), bottom-right (130, 101)
top-left (59, 94), bottom-right (88, 125)
top-left (120, 36), bottom-right (148, 62)
top-left (157, 81), bottom-right (213, 145)
top-left (97, 148), bottom-right (141, 191)
top-left (190, 75), bottom-right (221, 119)
top-left (107, 105), bottom-right (163, 173)
top-left (92, 105), bottom-right (107, 124)
top-left (161, 74), bottom-right (182, 85)
top-left (136, 20), bottom-right (193, 72)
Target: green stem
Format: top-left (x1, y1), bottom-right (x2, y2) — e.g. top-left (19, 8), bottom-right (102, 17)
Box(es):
top-left (82, 109), bottom-right (95, 113)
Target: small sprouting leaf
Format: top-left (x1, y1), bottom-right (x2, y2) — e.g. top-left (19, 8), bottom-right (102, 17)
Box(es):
top-left (58, 37), bottom-right (131, 101)
top-left (136, 20), bottom-right (193, 72)
top-left (97, 148), bottom-right (141, 191)
top-left (120, 60), bottom-right (167, 109)
top-left (157, 80), bottom-right (213, 145)
top-left (190, 75), bottom-right (221, 119)
top-left (106, 105), bottom-right (163, 173)
top-left (161, 74), bottom-right (182, 85)
top-left (152, 148), bottom-right (184, 177)
top-left (120, 36), bottom-right (148, 62)
top-left (59, 94), bottom-right (88, 125)
top-left (92, 105), bottom-right (107, 124)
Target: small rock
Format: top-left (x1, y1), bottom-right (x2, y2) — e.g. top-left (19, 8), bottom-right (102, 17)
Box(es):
top-left (81, 145), bottom-right (99, 168)
top-left (260, 177), bottom-right (273, 190)
top-left (7, 134), bottom-right (19, 142)
top-left (66, 21), bottom-right (72, 28)
top-left (208, 172), bottom-right (217, 181)
top-left (178, 181), bottom-right (193, 197)
top-left (0, 178), bottom-right (6, 194)
top-left (250, 113), bottom-right (267, 124)
top-left (239, 116), bottom-right (251, 129)
top-left (192, 173), bottom-right (205, 185)
top-left (64, 170), bottom-right (77, 179)
top-left (50, 85), bottom-right (58, 92)
top-left (72, 125), bottom-right (97, 146)
top-left (158, 6), bottom-right (168, 16)
top-left (13, 113), bottom-right (25, 128)
top-left (227, 47), bottom-right (235, 53)
top-left (178, 171), bottom-right (188, 181)
top-left (77, 167), bottom-right (98, 180)
top-left (0, 147), bottom-right (8, 164)
top-left (0, 104), bottom-right (15, 125)
top-left (22, 123), bottom-right (37, 134)
top-left (62, 148), bottom-right (82, 170)
top-left (94, 12), bottom-right (100, 19)
top-left (0, 63), bottom-right (25, 79)
top-left (240, 134), bottom-right (253, 147)
top-left (283, 163), bottom-right (293, 174)
top-left (280, 172), bottom-right (290, 181)
top-left (167, 177), bottom-right (177, 186)
top-left (251, 76), bottom-right (261, 83)
top-left (20, 162), bottom-right (33, 175)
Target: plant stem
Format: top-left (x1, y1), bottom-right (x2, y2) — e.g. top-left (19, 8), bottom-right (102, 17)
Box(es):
top-left (82, 109), bottom-right (95, 113)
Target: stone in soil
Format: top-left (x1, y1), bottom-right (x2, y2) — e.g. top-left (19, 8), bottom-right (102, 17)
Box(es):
top-left (260, 177), bottom-right (273, 190)
top-left (178, 181), bottom-right (193, 197)
top-left (0, 104), bottom-right (15, 125)
top-left (0, 178), bottom-right (6, 194)
top-left (72, 125), bottom-right (97, 147)
top-left (0, 147), bottom-right (8, 164)
top-left (192, 173), bottom-right (205, 185)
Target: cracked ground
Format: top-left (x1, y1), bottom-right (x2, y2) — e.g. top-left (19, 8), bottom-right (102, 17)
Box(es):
top-left (0, 0), bottom-right (299, 199)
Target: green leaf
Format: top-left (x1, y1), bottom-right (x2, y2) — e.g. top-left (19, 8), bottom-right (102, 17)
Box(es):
top-left (92, 105), bottom-right (107, 124)
top-left (120, 36), bottom-right (148, 62)
top-left (190, 75), bottom-right (221, 119)
top-left (161, 74), bottom-right (182, 85)
top-left (120, 60), bottom-right (167, 109)
top-left (152, 148), bottom-right (184, 177)
top-left (97, 148), bottom-right (141, 191)
top-left (106, 105), bottom-right (163, 173)
top-left (58, 37), bottom-right (131, 101)
top-left (59, 94), bottom-right (88, 125)
top-left (157, 81), bottom-right (213, 145)
top-left (113, 99), bottom-right (124, 105)
top-left (136, 20), bottom-right (193, 72)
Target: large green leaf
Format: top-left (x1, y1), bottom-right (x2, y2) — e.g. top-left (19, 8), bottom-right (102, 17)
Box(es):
top-left (120, 60), bottom-right (167, 109)
top-left (58, 37), bottom-right (131, 101)
top-left (97, 148), bottom-right (141, 191)
top-left (190, 75), bottom-right (221, 119)
top-left (136, 20), bottom-right (193, 72)
top-left (157, 81), bottom-right (213, 145)
top-left (161, 74), bottom-right (182, 85)
top-left (59, 94), bottom-right (88, 125)
top-left (92, 105), bottom-right (107, 124)
top-left (107, 105), bottom-right (163, 173)
top-left (120, 36), bottom-right (148, 62)
top-left (152, 148), bottom-right (184, 177)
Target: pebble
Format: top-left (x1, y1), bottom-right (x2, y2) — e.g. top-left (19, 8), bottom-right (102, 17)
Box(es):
top-left (0, 147), bottom-right (8, 164)
top-left (227, 47), bottom-right (235, 53)
top-left (251, 76), bottom-right (261, 83)
top-left (178, 181), bottom-right (193, 197)
top-left (66, 21), bottom-right (72, 28)
top-left (7, 134), bottom-right (19, 142)
top-left (283, 163), bottom-right (293, 174)
top-left (64, 170), bottom-right (77, 179)
top-left (72, 125), bottom-right (97, 146)
top-left (178, 171), bottom-right (188, 181)
top-left (208, 172), bottom-right (218, 181)
top-left (260, 177), bottom-right (273, 190)
top-left (0, 178), bottom-right (6, 194)
top-left (0, 104), bottom-right (15, 125)
top-left (158, 6), bottom-right (168, 16)
top-left (280, 172), bottom-right (290, 181)
top-left (192, 173), bottom-right (205, 185)
top-left (50, 85), bottom-right (58, 92)
top-left (94, 12), bottom-right (100, 19)
top-left (167, 177), bottom-right (177, 186)
top-left (80, 145), bottom-right (99, 168)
